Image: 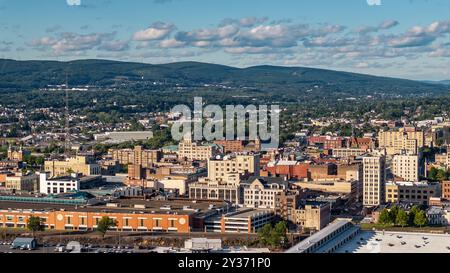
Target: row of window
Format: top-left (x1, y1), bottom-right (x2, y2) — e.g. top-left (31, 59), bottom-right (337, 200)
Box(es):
top-left (0, 216), bottom-right (179, 228)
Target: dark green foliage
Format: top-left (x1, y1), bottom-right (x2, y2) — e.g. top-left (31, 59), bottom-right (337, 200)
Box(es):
top-left (428, 167), bottom-right (450, 182)
top-left (27, 216), bottom-right (44, 237)
top-left (257, 221), bottom-right (288, 248)
top-left (0, 59), bottom-right (446, 96)
top-left (97, 216), bottom-right (118, 239)
top-left (378, 206), bottom-right (429, 228)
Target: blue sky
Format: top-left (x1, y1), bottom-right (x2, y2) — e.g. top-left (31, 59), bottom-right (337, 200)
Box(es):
top-left (0, 0), bottom-right (449, 80)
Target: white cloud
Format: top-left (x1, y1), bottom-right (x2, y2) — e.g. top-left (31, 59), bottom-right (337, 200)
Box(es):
top-left (66, 0), bottom-right (81, 6)
top-left (132, 22), bottom-right (175, 41)
top-left (159, 39), bottom-right (186, 48)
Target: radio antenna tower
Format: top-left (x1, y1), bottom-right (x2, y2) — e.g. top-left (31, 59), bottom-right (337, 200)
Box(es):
top-left (65, 73), bottom-right (71, 155)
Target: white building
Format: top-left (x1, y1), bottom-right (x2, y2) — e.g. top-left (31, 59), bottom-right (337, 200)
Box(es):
top-left (392, 154), bottom-right (419, 182)
top-left (207, 153), bottom-right (260, 182)
top-left (157, 177), bottom-right (189, 196)
top-left (242, 177), bottom-right (287, 209)
top-left (184, 238), bottom-right (222, 251)
top-left (94, 131), bottom-right (153, 144)
top-left (39, 172), bottom-right (80, 194)
top-left (178, 139), bottom-right (221, 161)
top-left (363, 156), bottom-right (386, 207)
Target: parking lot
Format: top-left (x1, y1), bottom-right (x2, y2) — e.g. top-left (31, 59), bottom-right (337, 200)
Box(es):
top-left (0, 241), bottom-right (156, 254)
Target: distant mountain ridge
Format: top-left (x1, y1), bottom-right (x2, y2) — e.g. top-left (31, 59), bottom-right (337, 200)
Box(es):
top-left (423, 80), bottom-right (450, 85)
top-left (0, 58), bottom-right (448, 97)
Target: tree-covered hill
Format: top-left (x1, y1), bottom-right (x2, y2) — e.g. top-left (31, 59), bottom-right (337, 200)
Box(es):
top-left (0, 59), bottom-right (448, 98)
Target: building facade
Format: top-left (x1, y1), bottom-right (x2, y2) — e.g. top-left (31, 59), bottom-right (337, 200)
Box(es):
top-left (385, 181), bottom-right (438, 206)
top-left (178, 140), bottom-right (221, 161)
top-left (295, 202), bottom-right (331, 231)
top-left (392, 154), bottom-right (419, 182)
top-left (188, 175), bottom-right (242, 204)
top-left (108, 146), bottom-right (161, 168)
top-left (363, 156), bottom-right (386, 207)
top-left (443, 181), bottom-right (450, 199)
top-left (378, 128), bottom-right (424, 155)
top-left (242, 177), bottom-right (288, 209)
top-left (4, 173), bottom-right (38, 192)
top-left (39, 173), bottom-right (80, 194)
top-left (207, 154), bottom-right (260, 182)
top-left (44, 156), bottom-right (101, 178)
top-left (213, 139), bottom-right (261, 153)
top-left (275, 188), bottom-right (305, 224)
top-left (204, 209), bottom-right (274, 234)
top-left (332, 148), bottom-right (367, 158)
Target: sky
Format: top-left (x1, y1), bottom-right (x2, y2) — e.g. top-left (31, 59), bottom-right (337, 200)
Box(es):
top-left (0, 0), bottom-right (449, 80)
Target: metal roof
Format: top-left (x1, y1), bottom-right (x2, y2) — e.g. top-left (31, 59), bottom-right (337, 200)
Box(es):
top-left (285, 218), bottom-right (354, 253)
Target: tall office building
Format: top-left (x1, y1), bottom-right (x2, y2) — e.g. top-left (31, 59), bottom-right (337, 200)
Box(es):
top-left (392, 154), bottom-right (419, 182)
top-left (378, 128), bottom-right (424, 155)
top-left (363, 156), bottom-right (386, 207)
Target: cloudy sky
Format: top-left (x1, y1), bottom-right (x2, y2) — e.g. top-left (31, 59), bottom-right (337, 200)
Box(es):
top-left (0, 0), bottom-right (449, 80)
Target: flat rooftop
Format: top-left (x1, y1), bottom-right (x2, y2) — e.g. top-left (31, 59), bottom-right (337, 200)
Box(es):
top-left (336, 231), bottom-right (450, 253)
top-left (224, 208), bottom-right (273, 219)
top-left (0, 198), bottom-right (227, 216)
top-left (286, 219), bottom-right (353, 253)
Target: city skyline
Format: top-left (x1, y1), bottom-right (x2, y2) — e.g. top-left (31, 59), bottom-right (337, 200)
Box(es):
top-left (0, 0), bottom-right (449, 80)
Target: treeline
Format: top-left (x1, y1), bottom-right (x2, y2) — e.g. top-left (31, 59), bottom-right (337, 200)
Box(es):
top-left (378, 206), bottom-right (428, 228)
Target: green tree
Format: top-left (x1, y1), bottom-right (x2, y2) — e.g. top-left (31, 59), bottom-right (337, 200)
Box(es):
top-left (27, 216), bottom-right (44, 237)
top-left (389, 206), bottom-right (400, 223)
top-left (257, 221), bottom-right (288, 248)
top-left (428, 167), bottom-right (438, 181)
top-left (408, 206), bottom-right (420, 226)
top-left (396, 209), bottom-right (408, 228)
top-left (436, 169), bottom-right (448, 182)
top-left (97, 216), bottom-right (118, 239)
top-left (273, 221), bottom-right (288, 247)
top-left (257, 224), bottom-right (272, 246)
top-left (378, 209), bottom-right (393, 225)
top-left (414, 211), bottom-right (428, 227)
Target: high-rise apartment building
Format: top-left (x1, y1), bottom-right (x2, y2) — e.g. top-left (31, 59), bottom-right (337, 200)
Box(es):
top-left (363, 156), bottom-right (386, 207)
top-left (392, 154), bottom-right (419, 182)
top-left (378, 128), bottom-right (424, 155)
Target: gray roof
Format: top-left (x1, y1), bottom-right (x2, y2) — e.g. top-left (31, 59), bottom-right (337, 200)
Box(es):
top-left (13, 238), bottom-right (36, 244)
top-left (285, 219), bottom-right (354, 253)
top-left (241, 176), bottom-right (288, 186)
